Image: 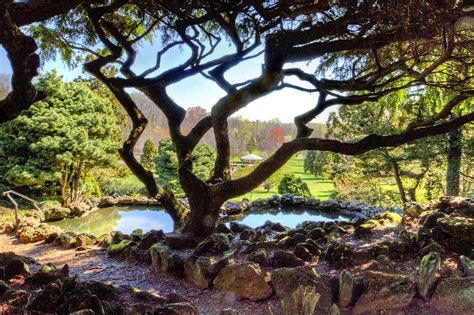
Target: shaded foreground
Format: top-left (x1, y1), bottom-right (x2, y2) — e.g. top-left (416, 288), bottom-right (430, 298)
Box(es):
top-left (1, 196), bottom-right (473, 314)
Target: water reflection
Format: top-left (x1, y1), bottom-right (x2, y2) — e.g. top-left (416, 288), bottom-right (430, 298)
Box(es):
top-left (223, 208), bottom-right (354, 229)
top-left (51, 206), bottom-right (355, 236)
top-left (50, 206), bottom-right (174, 236)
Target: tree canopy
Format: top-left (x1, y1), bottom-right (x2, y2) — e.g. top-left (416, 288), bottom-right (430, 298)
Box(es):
top-left (0, 0), bottom-right (473, 236)
top-left (0, 72), bottom-right (120, 205)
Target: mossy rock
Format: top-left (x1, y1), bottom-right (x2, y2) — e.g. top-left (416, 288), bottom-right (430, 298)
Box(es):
top-left (193, 233), bottom-right (231, 256)
top-left (437, 216), bottom-right (474, 244)
top-left (418, 252), bottom-right (441, 300)
top-left (294, 243), bottom-right (312, 261)
top-left (271, 250), bottom-right (305, 268)
top-left (149, 243), bottom-right (184, 277)
top-left (107, 240), bottom-right (136, 256)
top-left (249, 249), bottom-right (270, 266)
top-left (0, 252), bottom-right (30, 281)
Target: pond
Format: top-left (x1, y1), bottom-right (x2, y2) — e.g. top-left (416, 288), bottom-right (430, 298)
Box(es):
top-left (51, 206), bottom-right (357, 236)
top-left (50, 206), bottom-right (174, 237)
top-left (223, 208), bottom-right (355, 229)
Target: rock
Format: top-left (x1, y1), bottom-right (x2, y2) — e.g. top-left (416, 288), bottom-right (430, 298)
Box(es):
top-left (149, 243), bottom-right (184, 277)
top-left (251, 198), bottom-right (269, 208)
top-left (222, 201), bottom-right (251, 215)
top-left (16, 219), bottom-right (61, 244)
top-left (43, 206), bottom-right (71, 221)
top-left (229, 222), bottom-right (252, 234)
top-left (442, 237), bottom-right (474, 257)
top-left (404, 202), bottom-right (428, 217)
top-left (0, 222), bottom-right (15, 233)
top-left (240, 229), bottom-right (256, 241)
top-left (307, 227), bottom-right (326, 241)
top-left (280, 193), bottom-right (293, 206)
top-left (339, 270), bottom-right (353, 307)
top-left (75, 233), bottom-right (95, 247)
top-left (107, 240), bottom-right (136, 256)
top-left (272, 250), bottom-right (305, 268)
top-left (184, 254), bottom-right (231, 289)
top-left (271, 267), bottom-right (334, 312)
top-left (305, 198), bottom-right (320, 207)
top-left (165, 233), bottom-right (198, 250)
top-left (419, 241), bottom-right (445, 255)
top-left (352, 271), bottom-right (415, 314)
top-left (99, 196), bottom-right (118, 207)
top-left (214, 223), bottom-right (233, 235)
top-left (193, 233), bottom-right (231, 256)
top-left (110, 231), bottom-right (127, 244)
top-left (220, 308), bottom-right (239, 315)
top-left (293, 196), bottom-right (305, 206)
top-left (69, 202), bottom-right (90, 218)
top-left (268, 195), bottom-right (281, 206)
top-left (0, 252), bottom-right (30, 281)
top-left (437, 216), bottom-right (474, 244)
top-left (460, 255), bottom-right (474, 277)
top-left (138, 230), bottom-right (165, 250)
top-left (55, 232), bottom-right (78, 248)
top-left (418, 252), bottom-right (441, 300)
top-left (431, 277), bottom-right (474, 313)
top-left (249, 249), bottom-right (270, 266)
top-left (294, 243), bottom-right (312, 261)
top-left (96, 234), bottom-right (112, 247)
top-left (213, 263), bottom-right (272, 301)
top-left (130, 229), bottom-right (143, 242)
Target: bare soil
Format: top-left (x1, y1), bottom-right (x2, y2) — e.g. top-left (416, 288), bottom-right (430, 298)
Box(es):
top-left (0, 233), bottom-right (274, 314)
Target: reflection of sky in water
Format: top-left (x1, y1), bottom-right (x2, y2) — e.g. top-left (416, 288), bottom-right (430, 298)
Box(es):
top-left (51, 206), bottom-right (174, 236)
top-left (53, 206), bottom-right (353, 236)
top-left (114, 210), bottom-right (174, 234)
top-left (227, 210), bottom-right (353, 229)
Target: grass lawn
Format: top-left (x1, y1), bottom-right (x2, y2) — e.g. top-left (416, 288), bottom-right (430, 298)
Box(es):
top-left (231, 154), bottom-right (335, 201)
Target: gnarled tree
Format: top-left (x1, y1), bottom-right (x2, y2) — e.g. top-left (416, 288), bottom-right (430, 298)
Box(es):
top-left (2, 1), bottom-right (473, 237)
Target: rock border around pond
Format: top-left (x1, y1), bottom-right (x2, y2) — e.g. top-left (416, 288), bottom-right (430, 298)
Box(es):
top-left (1, 196), bottom-right (473, 314)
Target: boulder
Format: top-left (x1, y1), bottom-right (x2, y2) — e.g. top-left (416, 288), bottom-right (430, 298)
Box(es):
top-left (294, 243), bottom-right (312, 261)
top-left (437, 216), bottom-right (474, 244)
top-left (214, 223), bottom-right (233, 235)
top-left (292, 196), bottom-right (306, 206)
top-left (55, 232), bottom-right (79, 248)
top-left (18, 223), bottom-right (61, 244)
top-left (213, 263), bottom-right (272, 301)
top-left (107, 240), bottom-right (136, 257)
top-left (138, 230), bottom-right (165, 250)
top-left (431, 277), bottom-right (474, 313)
top-left (251, 198), bottom-right (269, 208)
top-left (99, 196), bottom-right (118, 207)
top-left (271, 267), bottom-right (334, 312)
top-left (0, 222), bottom-right (15, 234)
top-left (229, 222), bottom-right (252, 234)
top-left (75, 234), bottom-right (95, 247)
top-left (272, 250), bottom-right (305, 268)
top-left (352, 271), bottom-right (415, 314)
top-left (149, 243), bottom-right (184, 277)
top-left (417, 252), bottom-right (441, 300)
top-left (184, 253), bottom-right (232, 289)
top-left (44, 206), bottom-right (71, 221)
top-left (249, 249), bottom-right (270, 266)
top-left (96, 234), bottom-right (112, 247)
top-left (69, 202), bottom-right (90, 218)
top-left (130, 229), bottom-right (143, 242)
top-left (0, 252), bottom-right (30, 281)
top-left (193, 233), bottom-right (231, 256)
top-left (280, 193), bottom-right (293, 206)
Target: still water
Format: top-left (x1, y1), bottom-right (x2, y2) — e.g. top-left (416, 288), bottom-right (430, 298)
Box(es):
top-left (51, 206), bottom-right (355, 236)
top-left (50, 206), bottom-right (174, 236)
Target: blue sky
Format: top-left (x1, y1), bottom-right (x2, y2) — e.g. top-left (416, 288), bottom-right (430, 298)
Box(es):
top-left (0, 41), bottom-right (334, 123)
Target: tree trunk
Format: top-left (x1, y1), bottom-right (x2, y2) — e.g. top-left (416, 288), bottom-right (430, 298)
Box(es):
top-left (392, 162), bottom-right (408, 204)
top-left (182, 190), bottom-right (225, 238)
top-left (446, 127), bottom-right (462, 196)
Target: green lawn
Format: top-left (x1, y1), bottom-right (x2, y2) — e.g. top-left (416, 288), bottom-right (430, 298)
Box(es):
top-left (231, 154), bottom-right (335, 201)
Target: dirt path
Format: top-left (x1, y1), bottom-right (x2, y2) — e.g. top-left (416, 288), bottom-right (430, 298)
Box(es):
top-left (0, 233), bottom-right (273, 314)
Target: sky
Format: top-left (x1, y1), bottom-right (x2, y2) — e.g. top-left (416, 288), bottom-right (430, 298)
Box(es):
top-left (0, 40), bottom-right (335, 124)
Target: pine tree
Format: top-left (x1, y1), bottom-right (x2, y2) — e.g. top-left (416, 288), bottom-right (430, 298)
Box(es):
top-left (140, 139), bottom-right (159, 172)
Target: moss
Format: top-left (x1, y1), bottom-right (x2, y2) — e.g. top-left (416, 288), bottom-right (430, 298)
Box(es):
top-left (107, 239), bottom-right (135, 256)
top-left (381, 212), bottom-right (402, 224)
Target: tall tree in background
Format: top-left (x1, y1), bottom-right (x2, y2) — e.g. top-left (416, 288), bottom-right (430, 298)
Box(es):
top-left (2, 1), bottom-right (473, 236)
top-left (446, 126), bottom-right (463, 195)
top-left (140, 139), bottom-right (159, 172)
top-left (0, 72), bottom-right (120, 205)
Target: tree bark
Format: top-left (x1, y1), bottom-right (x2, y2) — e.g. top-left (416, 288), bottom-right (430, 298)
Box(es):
top-left (446, 126), bottom-right (462, 196)
top-left (392, 162), bottom-right (408, 204)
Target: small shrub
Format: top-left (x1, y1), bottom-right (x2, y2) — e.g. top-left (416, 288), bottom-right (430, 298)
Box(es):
top-left (278, 173), bottom-right (311, 198)
top-left (269, 286), bottom-right (320, 315)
